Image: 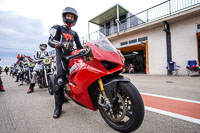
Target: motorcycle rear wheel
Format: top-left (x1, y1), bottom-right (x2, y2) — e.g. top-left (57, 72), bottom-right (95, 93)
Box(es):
top-left (98, 81), bottom-right (144, 132)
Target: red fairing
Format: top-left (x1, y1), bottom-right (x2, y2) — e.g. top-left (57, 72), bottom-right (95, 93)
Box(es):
top-left (67, 42), bottom-right (124, 111)
top-left (87, 42), bottom-right (124, 67)
top-left (68, 49), bottom-right (81, 68)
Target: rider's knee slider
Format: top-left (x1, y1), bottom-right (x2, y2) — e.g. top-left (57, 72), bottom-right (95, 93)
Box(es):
top-left (57, 78), bottom-right (64, 86)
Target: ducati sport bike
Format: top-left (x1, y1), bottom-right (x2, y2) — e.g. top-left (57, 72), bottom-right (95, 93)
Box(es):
top-left (63, 31), bottom-right (144, 132)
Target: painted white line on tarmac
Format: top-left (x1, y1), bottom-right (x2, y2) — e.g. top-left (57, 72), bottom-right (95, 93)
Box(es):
top-left (145, 106), bottom-right (200, 125)
top-left (141, 92), bottom-right (200, 104)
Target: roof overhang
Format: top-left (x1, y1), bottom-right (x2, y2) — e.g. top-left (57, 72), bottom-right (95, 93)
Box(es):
top-left (117, 42), bottom-right (146, 53)
top-left (108, 5), bottom-right (200, 41)
top-left (89, 4), bottom-right (128, 25)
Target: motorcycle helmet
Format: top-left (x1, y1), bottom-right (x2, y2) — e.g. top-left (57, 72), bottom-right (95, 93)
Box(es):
top-left (17, 54), bottom-right (24, 60)
top-left (17, 54), bottom-right (20, 59)
top-left (39, 42), bottom-right (47, 51)
top-left (21, 54), bottom-right (24, 59)
top-left (62, 7), bottom-right (78, 27)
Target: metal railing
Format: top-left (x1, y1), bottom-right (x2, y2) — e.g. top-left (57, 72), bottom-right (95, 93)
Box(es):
top-left (81, 0), bottom-right (200, 42)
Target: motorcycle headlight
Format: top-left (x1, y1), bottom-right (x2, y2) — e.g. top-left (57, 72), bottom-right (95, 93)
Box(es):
top-left (101, 61), bottom-right (118, 70)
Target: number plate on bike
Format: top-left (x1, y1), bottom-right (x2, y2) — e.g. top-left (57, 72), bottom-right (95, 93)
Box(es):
top-left (43, 59), bottom-right (51, 64)
top-left (28, 63), bottom-right (34, 67)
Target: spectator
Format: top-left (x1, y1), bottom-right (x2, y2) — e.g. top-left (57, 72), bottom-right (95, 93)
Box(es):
top-left (4, 66), bottom-right (9, 75)
top-left (0, 76), bottom-right (5, 92)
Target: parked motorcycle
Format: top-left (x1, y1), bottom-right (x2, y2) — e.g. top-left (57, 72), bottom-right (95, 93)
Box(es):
top-left (36, 57), bottom-right (55, 95)
top-left (63, 31), bottom-right (144, 132)
top-left (13, 64), bottom-right (19, 80)
top-left (128, 64), bottom-right (135, 73)
top-left (11, 66), bottom-right (17, 78)
top-left (17, 64), bottom-right (24, 83)
top-left (23, 62), bottom-right (34, 84)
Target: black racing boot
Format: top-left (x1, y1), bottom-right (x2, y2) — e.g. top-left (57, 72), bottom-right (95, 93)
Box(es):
top-left (48, 87), bottom-right (53, 95)
top-left (53, 106), bottom-right (62, 118)
top-left (53, 93), bottom-right (64, 118)
top-left (27, 83), bottom-right (35, 94)
top-left (15, 76), bottom-right (19, 82)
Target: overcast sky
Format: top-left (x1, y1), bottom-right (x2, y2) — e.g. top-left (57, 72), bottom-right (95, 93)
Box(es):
top-left (0, 0), bottom-right (165, 67)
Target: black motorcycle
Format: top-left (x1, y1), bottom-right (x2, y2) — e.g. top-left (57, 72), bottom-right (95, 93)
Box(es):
top-left (36, 58), bottom-right (55, 95)
top-left (23, 62), bottom-right (34, 84)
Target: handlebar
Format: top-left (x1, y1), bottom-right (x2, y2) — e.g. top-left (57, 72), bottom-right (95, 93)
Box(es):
top-left (65, 48), bottom-right (90, 60)
top-left (65, 53), bottom-right (80, 60)
top-left (34, 59), bottom-right (43, 63)
top-left (34, 57), bottom-right (54, 63)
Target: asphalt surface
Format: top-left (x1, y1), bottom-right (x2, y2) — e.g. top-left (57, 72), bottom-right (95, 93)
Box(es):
top-left (124, 74), bottom-right (200, 101)
top-left (0, 73), bottom-right (200, 133)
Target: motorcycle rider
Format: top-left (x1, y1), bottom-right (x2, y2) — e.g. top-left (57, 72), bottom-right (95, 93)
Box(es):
top-left (0, 60), bottom-right (5, 92)
top-left (27, 42), bottom-right (49, 94)
top-left (15, 56), bottom-right (20, 82)
top-left (48, 7), bottom-right (84, 118)
top-left (16, 54), bottom-right (25, 85)
top-left (0, 76), bottom-right (5, 92)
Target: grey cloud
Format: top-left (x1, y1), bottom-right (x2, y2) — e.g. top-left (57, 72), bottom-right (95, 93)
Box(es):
top-left (0, 10), bottom-right (49, 49)
top-left (0, 10), bottom-right (49, 66)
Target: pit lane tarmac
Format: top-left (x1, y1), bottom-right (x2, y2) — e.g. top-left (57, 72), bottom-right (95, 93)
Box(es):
top-left (0, 73), bottom-right (199, 133)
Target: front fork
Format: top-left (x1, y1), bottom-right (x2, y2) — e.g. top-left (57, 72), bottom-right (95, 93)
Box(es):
top-left (88, 54), bottom-right (113, 109)
top-left (98, 78), bottom-right (113, 109)
top-left (44, 68), bottom-right (48, 87)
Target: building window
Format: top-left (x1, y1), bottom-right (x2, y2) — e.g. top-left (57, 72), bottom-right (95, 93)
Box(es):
top-left (119, 14), bottom-right (127, 31)
top-left (129, 39), bottom-right (137, 44)
top-left (197, 24), bottom-right (200, 29)
top-left (138, 36), bottom-right (148, 42)
top-left (105, 22), bottom-right (111, 36)
top-left (120, 41), bottom-right (128, 46)
top-left (100, 24), bottom-right (105, 35)
top-left (113, 20), bottom-right (118, 33)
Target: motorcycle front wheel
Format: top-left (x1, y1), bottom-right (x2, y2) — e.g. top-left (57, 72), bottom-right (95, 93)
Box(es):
top-left (98, 81), bottom-right (144, 132)
top-left (48, 75), bottom-right (54, 95)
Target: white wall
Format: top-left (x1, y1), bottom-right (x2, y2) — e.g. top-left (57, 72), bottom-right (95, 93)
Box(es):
top-left (110, 27), bottom-right (167, 75)
top-left (109, 16), bottom-right (200, 75)
top-left (171, 16), bottom-right (200, 75)
top-left (148, 27), bottom-right (167, 75)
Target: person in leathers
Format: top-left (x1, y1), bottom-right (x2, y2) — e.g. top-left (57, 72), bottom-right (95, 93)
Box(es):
top-left (0, 76), bottom-right (5, 92)
top-left (27, 42), bottom-right (49, 94)
top-left (16, 54), bottom-right (25, 86)
top-left (0, 59), bottom-right (4, 92)
top-left (48, 7), bottom-right (84, 118)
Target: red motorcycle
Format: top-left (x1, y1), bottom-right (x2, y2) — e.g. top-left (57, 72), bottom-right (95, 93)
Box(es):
top-left (63, 32), bottom-right (144, 132)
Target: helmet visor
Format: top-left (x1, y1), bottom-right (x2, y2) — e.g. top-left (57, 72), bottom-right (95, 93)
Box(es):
top-left (41, 44), bottom-right (47, 48)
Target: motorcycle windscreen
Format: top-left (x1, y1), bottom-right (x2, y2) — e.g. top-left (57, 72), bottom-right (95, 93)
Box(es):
top-left (86, 31), bottom-right (124, 66)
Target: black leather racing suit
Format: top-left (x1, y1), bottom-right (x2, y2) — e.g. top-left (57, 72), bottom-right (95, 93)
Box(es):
top-left (48, 25), bottom-right (83, 109)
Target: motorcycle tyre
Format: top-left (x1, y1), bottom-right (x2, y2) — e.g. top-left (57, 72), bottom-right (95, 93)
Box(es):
top-left (98, 81), bottom-right (144, 132)
top-left (48, 75), bottom-right (54, 95)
